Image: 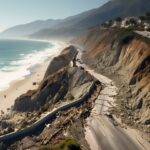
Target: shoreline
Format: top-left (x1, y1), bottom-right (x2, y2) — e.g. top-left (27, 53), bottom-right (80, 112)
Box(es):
top-left (0, 40), bottom-right (67, 113)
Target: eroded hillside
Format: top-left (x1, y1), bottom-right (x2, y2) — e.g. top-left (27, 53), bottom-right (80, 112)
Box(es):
top-left (74, 27), bottom-right (150, 137)
top-left (0, 46), bottom-right (101, 149)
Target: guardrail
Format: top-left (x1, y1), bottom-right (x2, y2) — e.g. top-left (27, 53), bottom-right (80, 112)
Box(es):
top-left (0, 81), bottom-right (99, 144)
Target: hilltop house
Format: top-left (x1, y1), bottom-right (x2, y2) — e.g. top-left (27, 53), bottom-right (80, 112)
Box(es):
top-left (144, 22), bottom-right (150, 31)
top-left (121, 17), bottom-right (141, 28)
top-left (112, 20), bottom-right (121, 27)
top-left (101, 15), bottom-right (150, 31)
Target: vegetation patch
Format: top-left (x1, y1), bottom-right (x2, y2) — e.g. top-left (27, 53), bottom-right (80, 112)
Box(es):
top-left (117, 28), bottom-right (135, 45)
top-left (39, 138), bottom-right (81, 150)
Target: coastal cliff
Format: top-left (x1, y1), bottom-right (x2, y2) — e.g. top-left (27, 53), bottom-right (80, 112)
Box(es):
top-left (74, 27), bottom-right (150, 135)
top-left (0, 28), bottom-right (149, 149)
top-left (0, 46), bottom-right (101, 149)
top-left (13, 46), bottom-right (93, 112)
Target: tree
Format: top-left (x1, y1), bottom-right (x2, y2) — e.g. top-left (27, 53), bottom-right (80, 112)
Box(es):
top-left (145, 12), bottom-right (150, 21)
top-left (146, 12), bottom-right (150, 17)
top-left (108, 20), bottom-right (113, 26)
top-left (115, 17), bottom-right (122, 22)
top-left (139, 16), bottom-right (146, 21)
top-left (129, 18), bottom-right (137, 26)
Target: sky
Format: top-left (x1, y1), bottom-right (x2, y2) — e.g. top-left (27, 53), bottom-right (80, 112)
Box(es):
top-left (0, 0), bottom-right (108, 28)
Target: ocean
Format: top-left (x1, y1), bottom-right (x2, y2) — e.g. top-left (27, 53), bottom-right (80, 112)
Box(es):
top-left (0, 39), bottom-right (59, 91)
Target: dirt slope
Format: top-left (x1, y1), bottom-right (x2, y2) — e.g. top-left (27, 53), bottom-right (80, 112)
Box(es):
top-left (74, 27), bottom-right (150, 135)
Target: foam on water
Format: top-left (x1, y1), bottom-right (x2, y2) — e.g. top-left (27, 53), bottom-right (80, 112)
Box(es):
top-left (0, 41), bottom-right (62, 91)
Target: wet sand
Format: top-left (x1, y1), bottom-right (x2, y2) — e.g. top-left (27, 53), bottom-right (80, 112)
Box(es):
top-left (0, 60), bottom-right (49, 113)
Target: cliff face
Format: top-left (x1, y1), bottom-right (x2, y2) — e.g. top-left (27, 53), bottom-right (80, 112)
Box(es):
top-left (0, 45), bottom-right (101, 149)
top-left (75, 28), bottom-right (150, 133)
top-left (13, 46), bottom-right (94, 112)
top-left (44, 46), bottom-right (78, 78)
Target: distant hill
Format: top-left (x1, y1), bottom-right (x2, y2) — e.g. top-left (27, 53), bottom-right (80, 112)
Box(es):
top-left (0, 25), bottom-right (6, 33)
top-left (0, 19), bottom-right (61, 38)
top-left (1, 0), bottom-right (150, 39)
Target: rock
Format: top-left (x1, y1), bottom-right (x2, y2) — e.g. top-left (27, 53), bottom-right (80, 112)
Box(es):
top-left (33, 82), bottom-right (37, 86)
top-left (144, 119), bottom-right (150, 125)
top-left (20, 137), bottom-right (36, 149)
top-left (132, 99), bottom-right (143, 110)
top-left (0, 121), bottom-right (12, 130)
top-left (44, 45), bottom-right (78, 79)
top-left (13, 46), bottom-right (94, 113)
top-left (7, 126), bottom-right (14, 133)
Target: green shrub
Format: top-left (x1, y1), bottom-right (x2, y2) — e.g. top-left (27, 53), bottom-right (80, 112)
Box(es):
top-left (39, 138), bottom-right (81, 150)
top-left (117, 28), bottom-right (135, 44)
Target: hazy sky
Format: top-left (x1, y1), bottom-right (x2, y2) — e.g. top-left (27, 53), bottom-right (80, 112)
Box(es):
top-left (0, 0), bottom-right (108, 28)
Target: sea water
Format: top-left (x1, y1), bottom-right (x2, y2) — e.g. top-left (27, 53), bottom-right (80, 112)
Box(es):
top-left (0, 39), bottom-right (59, 91)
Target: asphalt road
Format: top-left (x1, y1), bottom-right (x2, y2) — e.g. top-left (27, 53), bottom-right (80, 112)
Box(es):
top-left (135, 31), bottom-right (150, 39)
top-left (86, 117), bottom-right (142, 150)
top-left (76, 50), bottom-right (149, 150)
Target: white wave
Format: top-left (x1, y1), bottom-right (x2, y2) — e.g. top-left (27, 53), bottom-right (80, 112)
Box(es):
top-left (20, 53), bottom-right (25, 56)
top-left (0, 69), bottom-right (30, 91)
top-left (0, 41), bottom-right (63, 91)
top-left (1, 66), bottom-right (19, 72)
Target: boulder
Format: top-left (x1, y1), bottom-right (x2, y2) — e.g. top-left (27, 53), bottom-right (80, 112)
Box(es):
top-left (44, 45), bottom-right (78, 79)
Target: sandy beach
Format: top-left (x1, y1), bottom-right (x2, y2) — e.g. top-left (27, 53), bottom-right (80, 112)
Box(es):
top-left (0, 41), bottom-right (67, 113)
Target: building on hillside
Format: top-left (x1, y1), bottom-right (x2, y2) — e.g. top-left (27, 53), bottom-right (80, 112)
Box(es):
top-left (112, 20), bottom-right (121, 27)
top-left (121, 17), bottom-right (141, 28)
top-left (144, 22), bottom-right (150, 31)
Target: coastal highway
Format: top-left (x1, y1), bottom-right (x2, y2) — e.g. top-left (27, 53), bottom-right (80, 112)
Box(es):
top-left (76, 49), bottom-right (150, 150)
top-left (0, 81), bottom-right (97, 144)
top-left (135, 30), bottom-right (150, 39)
top-left (0, 47), bottom-right (149, 149)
